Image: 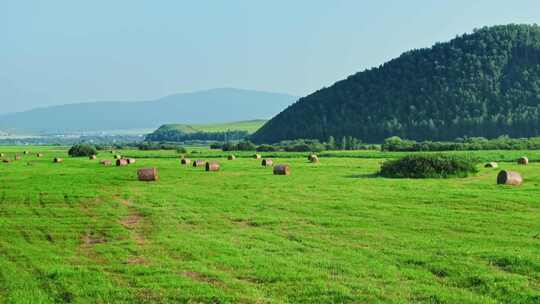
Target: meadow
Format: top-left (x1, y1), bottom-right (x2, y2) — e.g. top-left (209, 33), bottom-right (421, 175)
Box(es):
top-left (0, 146), bottom-right (539, 303)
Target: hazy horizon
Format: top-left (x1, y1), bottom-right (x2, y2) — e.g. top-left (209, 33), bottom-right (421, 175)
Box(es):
top-left (2, 0), bottom-right (540, 114)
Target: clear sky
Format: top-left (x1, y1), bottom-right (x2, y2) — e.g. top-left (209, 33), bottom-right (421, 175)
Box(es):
top-left (1, 0), bottom-right (540, 113)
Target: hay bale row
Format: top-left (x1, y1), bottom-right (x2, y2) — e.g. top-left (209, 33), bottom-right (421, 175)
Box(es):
top-left (518, 156), bottom-right (529, 165)
top-left (138, 168), bottom-right (158, 181)
top-left (205, 162), bottom-right (220, 172)
top-left (116, 159), bottom-right (129, 166)
top-left (100, 160), bottom-right (113, 166)
top-left (273, 164), bottom-right (291, 175)
top-left (193, 160), bottom-right (205, 167)
top-left (497, 170), bottom-right (523, 186)
top-left (484, 162), bottom-right (498, 168)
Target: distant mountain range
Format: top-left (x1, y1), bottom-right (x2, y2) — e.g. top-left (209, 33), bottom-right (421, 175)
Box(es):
top-left (0, 88), bottom-right (297, 134)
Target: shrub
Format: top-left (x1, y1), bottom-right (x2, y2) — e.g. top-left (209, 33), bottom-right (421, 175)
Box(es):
top-left (379, 154), bottom-right (479, 178)
top-left (68, 144), bottom-right (98, 157)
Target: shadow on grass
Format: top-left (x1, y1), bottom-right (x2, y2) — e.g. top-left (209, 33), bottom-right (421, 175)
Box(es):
top-left (345, 173), bottom-right (380, 179)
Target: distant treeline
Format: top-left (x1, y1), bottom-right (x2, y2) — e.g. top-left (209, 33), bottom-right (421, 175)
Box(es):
top-left (382, 136), bottom-right (540, 152)
top-left (145, 130), bottom-right (249, 142)
top-left (212, 137), bottom-right (377, 152)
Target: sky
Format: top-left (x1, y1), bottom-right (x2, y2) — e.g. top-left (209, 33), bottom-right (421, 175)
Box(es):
top-left (1, 0), bottom-right (540, 114)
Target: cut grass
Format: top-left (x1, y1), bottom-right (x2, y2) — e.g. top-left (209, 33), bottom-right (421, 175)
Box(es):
top-left (0, 147), bottom-right (538, 303)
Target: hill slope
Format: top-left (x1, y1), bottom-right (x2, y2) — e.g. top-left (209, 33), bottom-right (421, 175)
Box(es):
top-left (145, 120), bottom-right (266, 142)
top-left (251, 24), bottom-right (540, 143)
top-left (0, 89), bottom-right (296, 134)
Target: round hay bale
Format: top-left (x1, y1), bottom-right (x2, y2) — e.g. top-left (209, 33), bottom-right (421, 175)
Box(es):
top-left (114, 155), bottom-right (122, 159)
top-left (517, 157), bottom-right (529, 165)
top-left (126, 158), bottom-right (136, 164)
top-left (100, 160), bottom-right (112, 166)
top-left (253, 154), bottom-right (262, 159)
top-left (3, 159), bottom-right (11, 163)
top-left (262, 159), bottom-right (273, 166)
top-left (192, 160), bottom-right (205, 167)
top-left (36, 153), bottom-right (44, 158)
top-left (309, 155), bottom-right (319, 163)
top-left (227, 155), bottom-right (236, 160)
top-left (89, 155), bottom-right (97, 160)
top-left (308, 154), bottom-right (317, 161)
top-left (138, 168), bottom-right (158, 181)
top-left (0, 153), bottom-right (4, 157)
top-left (484, 162), bottom-right (498, 168)
top-left (273, 164), bottom-right (291, 175)
top-left (53, 158), bottom-right (63, 163)
top-left (181, 158), bottom-right (191, 165)
top-left (116, 159), bottom-right (129, 166)
top-left (205, 162), bottom-right (220, 172)
top-left (497, 170), bottom-right (523, 186)
top-left (24, 151), bottom-right (30, 155)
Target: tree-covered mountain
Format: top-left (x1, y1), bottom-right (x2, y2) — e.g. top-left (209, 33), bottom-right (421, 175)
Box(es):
top-left (0, 89), bottom-right (296, 134)
top-left (251, 24), bottom-right (540, 143)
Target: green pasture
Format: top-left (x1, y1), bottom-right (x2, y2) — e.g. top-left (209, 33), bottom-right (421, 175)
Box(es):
top-left (0, 147), bottom-right (538, 303)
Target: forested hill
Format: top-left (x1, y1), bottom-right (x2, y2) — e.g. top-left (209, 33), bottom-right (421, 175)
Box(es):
top-left (251, 24), bottom-right (540, 144)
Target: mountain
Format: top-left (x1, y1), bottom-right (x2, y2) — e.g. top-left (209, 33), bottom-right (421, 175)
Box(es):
top-left (0, 88), bottom-right (297, 134)
top-left (251, 24), bottom-right (540, 144)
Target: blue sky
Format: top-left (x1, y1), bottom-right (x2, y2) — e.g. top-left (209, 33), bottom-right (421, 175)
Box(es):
top-left (1, 0), bottom-right (540, 113)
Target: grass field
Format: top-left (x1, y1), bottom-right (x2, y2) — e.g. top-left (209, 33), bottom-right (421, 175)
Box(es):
top-left (0, 146), bottom-right (539, 303)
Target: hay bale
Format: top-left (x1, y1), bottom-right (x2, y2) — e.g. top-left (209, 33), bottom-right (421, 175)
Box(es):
top-left (3, 159), bottom-right (11, 163)
top-left (262, 159), bottom-right (273, 166)
top-left (89, 155), bottom-right (97, 160)
top-left (138, 168), bottom-right (158, 181)
top-left (181, 158), bottom-right (191, 165)
top-left (0, 153), bottom-right (4, 157)
top-left (273, 164), bottom-right (291, 175)
top-left (24, 151), bottom-right (30, 155)
top-left (116, 159), bottom-right (129, 166)
top-left (36, 153), bottom-right (44, 158)
top-left (484, 162), bottom-right (498, 168)
top-left (192, 160), bottom-right (205, 167)
top-left (517, 157), bottom-right (529, 165)
top-left (53, 158), bottom-right (63, 163)
top-left (309, 155), bottom-right (319, 163)
top-left (253, 154), bottom-right (262, 159)
top-left (205, 162), bottom-right (220, 172)
top-left (228, 155), bottom-right (236, 160)
top-left (126, 158), bottom-right (136, 164)
top-left (114, 155), bottom-right (122, 159)
top-left (497, 170), bottom-right (523, 186)
top-left (100, 160), bottom-right (112, 166)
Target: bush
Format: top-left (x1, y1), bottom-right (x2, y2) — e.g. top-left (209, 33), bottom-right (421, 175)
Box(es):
top-left (379, 154), bottom-right (479, 178)
top-left (68, 144), bottom-right (98, 157)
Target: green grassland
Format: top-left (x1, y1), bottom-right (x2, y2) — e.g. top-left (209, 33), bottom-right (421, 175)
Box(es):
top-left (158, 120), bottom-right (267, 134)
top-left (0, 146), bottom-right (539, 303)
